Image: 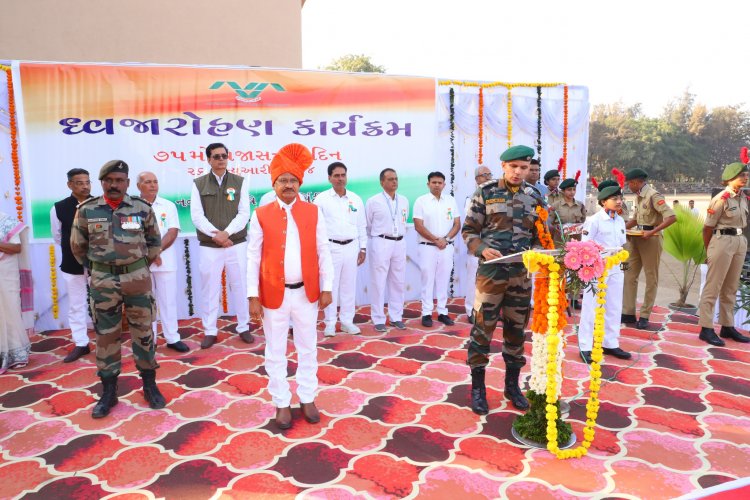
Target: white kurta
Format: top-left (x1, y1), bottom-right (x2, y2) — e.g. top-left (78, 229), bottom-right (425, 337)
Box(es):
top-left (149, 197), bottom-right (182, 344)
top-left (463, 196), bottom-right (478, 316)
top-left (578, 209), bottom-right (627, 351)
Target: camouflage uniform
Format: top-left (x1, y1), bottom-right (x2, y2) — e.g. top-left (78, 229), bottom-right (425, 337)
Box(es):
top-left (71, 195), bottom-right (161, 378)
top-left (462, 177), bottom-right (544, 369)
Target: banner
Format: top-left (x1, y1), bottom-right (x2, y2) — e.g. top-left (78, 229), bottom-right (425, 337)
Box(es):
top-left (14, 62), bottom-right (437, 240)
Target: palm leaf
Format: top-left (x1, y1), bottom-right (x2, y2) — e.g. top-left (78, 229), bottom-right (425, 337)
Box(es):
top-left (664, 205), bottom-right (706, 265)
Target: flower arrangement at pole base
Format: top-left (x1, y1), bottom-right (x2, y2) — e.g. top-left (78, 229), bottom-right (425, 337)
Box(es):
top-left (515, 242), bottom-right (629, 459)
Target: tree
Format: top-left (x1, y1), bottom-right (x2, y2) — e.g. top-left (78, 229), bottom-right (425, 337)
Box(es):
top-left (324, 54), bottom-right (385, 73)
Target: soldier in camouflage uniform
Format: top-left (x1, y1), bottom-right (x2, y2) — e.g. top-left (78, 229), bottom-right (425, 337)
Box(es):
top-left (463, 145), bottom-right (544, 413)
top-left (71, 160), bottom-right (166, 418)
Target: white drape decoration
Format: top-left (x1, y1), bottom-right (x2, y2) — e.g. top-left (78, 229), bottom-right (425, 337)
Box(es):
top-left (437, 84), bottom-right (590, 300)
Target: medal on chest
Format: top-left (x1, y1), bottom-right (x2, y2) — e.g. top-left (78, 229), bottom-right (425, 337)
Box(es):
top-left (121, 215), bottom-right (142, 230)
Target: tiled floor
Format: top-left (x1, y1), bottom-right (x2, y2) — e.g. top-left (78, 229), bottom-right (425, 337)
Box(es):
top-left (1, 300), bottom-right (749, 499)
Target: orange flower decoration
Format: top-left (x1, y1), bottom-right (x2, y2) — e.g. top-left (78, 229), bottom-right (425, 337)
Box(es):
top-left (535, 206), bottom-right (555, 250)
top-left (4, 67), bottom-right (24, 221)
top-left (221, 268), bottom-right (228, 313)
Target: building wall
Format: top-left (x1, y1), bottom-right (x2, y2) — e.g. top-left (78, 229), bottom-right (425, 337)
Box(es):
top-left (0, 0), bottom-right (302, 68)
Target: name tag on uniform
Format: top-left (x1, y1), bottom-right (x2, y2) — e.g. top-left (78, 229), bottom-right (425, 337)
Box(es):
top-left (121, 216), bottom-right (142, 230)
top-left (486, 198), bottom-right (506, 205)
top-left (88, 218), bottom-right (108, 222)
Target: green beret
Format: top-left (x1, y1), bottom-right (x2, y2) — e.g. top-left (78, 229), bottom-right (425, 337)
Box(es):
top-left (624, 168), bottom-right (648, 181)
top-left (559, 178), bottom-right (577, 190)
top-left (543, 170), bottom-right (560, 183)
top-left (98, 160), bottom-right (129, 180)
top-left (596, 179), bottom-right (618, 191)
top-left (721, 162), bottom-right (748, 182)
top-left (499, 145), bottom-right (535, 162)
top-left (597, 185), bottom-right (622, 201)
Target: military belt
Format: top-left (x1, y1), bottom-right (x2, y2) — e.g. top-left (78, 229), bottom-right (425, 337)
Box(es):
top-left (641, 225), bottom-right (655, 230)
top-left (714, 228), bottom-right (742, 235)
top-left (90, 258), bottom-right (148, 275)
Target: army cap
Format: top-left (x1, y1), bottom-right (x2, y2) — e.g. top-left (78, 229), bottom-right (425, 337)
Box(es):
top-left (597, 185), bottom-right (622, 201)
top-left (499, 145), bottom-right (535, 162)
top-left (721, 162), bottom-right (749, 182)
top-left (596, 179), bottom-right (618, 191)
top-left (544, 169), bottom-right (560, 183)
top-left (99, 160), bottom-right (129, 180)
top-left (624, 168), bottom-right (648, 181)
top-left (559, 178), bottom-right (577, 190)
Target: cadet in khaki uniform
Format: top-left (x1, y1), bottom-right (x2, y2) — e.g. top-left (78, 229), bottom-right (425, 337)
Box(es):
top-left (544, 169), bottom-right (561, 205)
top-left (622, 168), bottom-right (676, 329)
top-left (698, 162), bottom-right (750, 346)
top-left (550, 176), bottom-right (586, 245)
top-left (71, 160), bottom-right (166, 418)
top-left (463, 145), bottom-right (544, 414)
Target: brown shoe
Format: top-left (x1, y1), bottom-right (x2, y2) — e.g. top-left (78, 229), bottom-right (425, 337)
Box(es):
top-left (239, 331), bottom-right (255, 344)
top-left (200, 335), bottom-right (217, 349)
top-left (300, 401), bottom-right (320, 424)
top-left (275, 406), bottom-right (292, 429)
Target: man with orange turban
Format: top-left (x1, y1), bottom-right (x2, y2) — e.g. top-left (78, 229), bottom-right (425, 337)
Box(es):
top-left (247, 143), bottom-right (333, 430)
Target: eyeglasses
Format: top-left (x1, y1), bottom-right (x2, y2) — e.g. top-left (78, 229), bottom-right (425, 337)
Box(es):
top-left (275, 177), bottom-right (300, 186)
top-left (210, 154), bottom-right (229, 160)
top-left (477, 173), bottom-right (492, 178)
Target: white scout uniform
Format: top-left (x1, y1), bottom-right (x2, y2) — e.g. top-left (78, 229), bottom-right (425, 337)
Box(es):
top-left (149, 196), bottom-right (182, 344)
top-left (314, 188), bottom-right (367, 329)
top-left (578, 209), bottom-right (627, 351)
top-left (413, 191), bottom-right (459, 317)
top-left (190, 173), bottom-right (250, 337)
top-left (366, 191), bottom-right (409, 325)
top-left (464, 196), bottom-right (479, 316)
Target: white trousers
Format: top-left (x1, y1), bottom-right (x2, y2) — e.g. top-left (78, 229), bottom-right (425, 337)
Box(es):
top-left (419, 243), bottom-right (454, 316)
top-left (263, 287), bottom-right (319, 408)
top-left (369, 236), bottom-right (406, 324)
top-left (151, 270), bottom-right (180, 344)
top-left (324, 241), bottom-right (359, 327)
top-left (465, 254), bottom-right (478, 316)
top-left (61, 271), bottom-right (90, 347)
top-left (198, 243), bottom-right (249, 336)
top-left (578, 271), bottom-right (624, 351)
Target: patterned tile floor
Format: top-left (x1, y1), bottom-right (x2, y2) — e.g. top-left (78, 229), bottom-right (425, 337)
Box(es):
top-left (1, 300), bottom-right (749, 499)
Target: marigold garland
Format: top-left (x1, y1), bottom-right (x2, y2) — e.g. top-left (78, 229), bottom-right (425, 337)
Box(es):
top-left (535, 206), bottom-right (555, 250)
top-left (221, 268), bottom-right (228, 314)
top-left (506, 88), bottom-right (513, 147)
top-left (49, 244), bottom-right (59, 319)
top-left (478, 87), bottom-right (484, 164)
top-left (3, 66), bottom-right (24, 221)
top-left (438, 80), bottom-right (564, 89)
top-left (562, 85), bottom-right (569, 179)
top-left (183, 239), bottom-right (194, 316)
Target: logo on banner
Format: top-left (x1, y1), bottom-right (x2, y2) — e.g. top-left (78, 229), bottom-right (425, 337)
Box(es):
top-left (209, 81), bottom-right (286, 103)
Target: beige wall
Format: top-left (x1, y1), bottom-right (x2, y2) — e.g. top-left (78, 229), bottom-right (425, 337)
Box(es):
top-left (0, 0), bottom-right (302, 68)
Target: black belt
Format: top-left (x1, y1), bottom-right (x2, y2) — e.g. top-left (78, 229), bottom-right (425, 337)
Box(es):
top-left (378, 234), bottom-right (403, 241)
top-left (285, 282), bottom-right (304, 289)
top-left (714, 228), bottom-right (742, 235)
top-left (329, 239), bottom-right (354, 245)
top-left (90, 258), bottom-right (147, 275)
top-left (420, 241), bottom-right (453, 246)
top-left (641, 225), bottom-right (655, 230)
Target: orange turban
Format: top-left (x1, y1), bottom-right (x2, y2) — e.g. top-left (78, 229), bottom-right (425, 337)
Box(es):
top-left (270, 143), bottom-right (313, 185)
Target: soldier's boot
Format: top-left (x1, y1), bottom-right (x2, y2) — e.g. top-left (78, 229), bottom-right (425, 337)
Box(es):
top-left (92, 375), bottom-right (119, 419)
top-left (470, 366), bottom-right (489, 415)
top-left (141, 369), bottom-right (167, 409)
top-left (504, 366), bottom-right (529, 411)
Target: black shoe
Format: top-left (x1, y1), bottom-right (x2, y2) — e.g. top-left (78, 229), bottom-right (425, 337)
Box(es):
top-left (239, 331), bottom-right (255, 344)
top-left (470, 366), bottom-right (489, 415)
top-left (421, 315), bottom-right (433, 327)
top-left (573, 301), bottom-right (582, 310)
top-left (635, 318), bottom-right (650, 330)
top-left (621, 314), bottom-right (637, 324)
top-left (63, 345), bottom-right (90, 363)
top-left (699, 327), bottom-right (725, 347)
top-left (200, 336), bottom-right (217, 349)
top-left (719, 326), bottom-right (750, 343)
top-left (580, 351), bottom-right (592, 364)
top-left (92, 375), bottom-right (118, 418)
top-left (602, 347), bottom-right (632, 359)
top-left (504, 366), bottom-right (529, 410)
top-left (166, 341), bottom-right (190, 353)
top-left (140, 369), bottom-right (166, 409)
top-left (437, 314), bottom-right (455, 326)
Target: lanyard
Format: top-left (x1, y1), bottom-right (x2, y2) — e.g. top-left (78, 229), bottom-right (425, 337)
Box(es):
top-left (382, 192), bottom-right (399, 231)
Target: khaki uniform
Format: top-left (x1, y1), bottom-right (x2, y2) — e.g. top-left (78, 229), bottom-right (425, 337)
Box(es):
top-left (71, 195), bottom-right (161, 378)
top-left (546, 189), bottom-right (562, 206)
top-left (550, 198), bottom-right (586, 244)
top-left (623, 184), bottom-right (675, 319)
top-left (698, 188), bottom-right (748, 328)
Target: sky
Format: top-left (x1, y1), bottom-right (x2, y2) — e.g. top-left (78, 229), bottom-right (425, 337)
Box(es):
top-left (302, 0), bottom-right (750, 117)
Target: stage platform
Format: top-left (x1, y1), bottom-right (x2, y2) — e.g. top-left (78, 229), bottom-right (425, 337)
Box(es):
top-left (1, 300), bottom-right (749, 499)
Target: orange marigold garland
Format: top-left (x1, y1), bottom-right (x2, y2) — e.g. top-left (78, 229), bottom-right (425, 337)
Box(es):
top-left (478, 86), bottom-right (484, 164)
top-left (4, 67), bottom-right (24, 221)
top-left (221, 268), bottom-right (228, 313)
top-left (49, 244), bottom-right (59, 319)
top-left (535, 206), bottom-right (555, 250)
top-left (562, 85), bottom-right (569, 179)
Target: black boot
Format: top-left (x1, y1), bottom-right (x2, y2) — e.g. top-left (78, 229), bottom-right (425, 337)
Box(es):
top-left (141, 369), bottom-right (167, 409)
top-left (720, 326), bottom-right (750, 343)
top-left (470, 366), bottom-right (489, 415)
top-left (504, 366), bottom-right (529, 410)
top-left (92, 375), bottom-right (119, 419)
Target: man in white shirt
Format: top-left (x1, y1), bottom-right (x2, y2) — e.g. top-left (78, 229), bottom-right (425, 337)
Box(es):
top-left (413, 171), bottom-right (460, 327)
top-left (137, 172), bottom-right (189, 353)
top-left (51, 168), bottom-right (94, 362)
top-left (366, 168), bottom-right (409, 332)
top-left (190, 143), bottom-right (252, 348)
top-left (464, 166), bottom-right (492, 319)
top-left (247, 143), bottom-right (333, 430)
top-left (314, 162), bottom-right (367, 336)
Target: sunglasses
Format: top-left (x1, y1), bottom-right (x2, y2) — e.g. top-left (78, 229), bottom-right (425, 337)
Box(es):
top-left (211, 154), bottom-right (229, 160)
